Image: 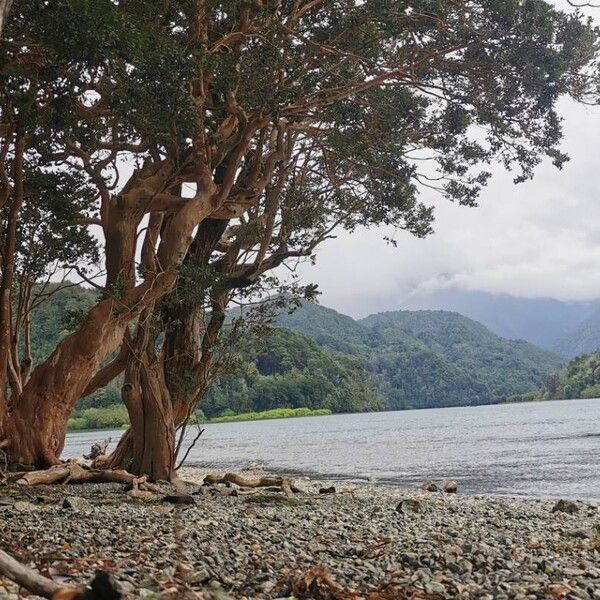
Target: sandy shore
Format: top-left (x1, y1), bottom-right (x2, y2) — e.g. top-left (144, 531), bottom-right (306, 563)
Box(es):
top-left (0, 469), bottom-right (599, 599)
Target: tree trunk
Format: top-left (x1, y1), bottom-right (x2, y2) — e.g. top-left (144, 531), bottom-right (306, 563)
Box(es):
top-left (105, 307), bottom-right (176, 482)
top-left (0, 133), bottom-right (24, 426)
top-left (105, 220), bottom-right (229, 481)
top-left (1, 299), bottom-right (129, 467)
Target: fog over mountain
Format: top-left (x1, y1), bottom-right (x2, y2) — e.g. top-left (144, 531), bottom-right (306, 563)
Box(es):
top-left (399, 288), bottom-right (600, 356)
top-left (297, 93), bottom-right (600, 321)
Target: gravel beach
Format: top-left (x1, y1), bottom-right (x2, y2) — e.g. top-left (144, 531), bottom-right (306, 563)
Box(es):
top-left (0, 469), bottom-right (599, 599)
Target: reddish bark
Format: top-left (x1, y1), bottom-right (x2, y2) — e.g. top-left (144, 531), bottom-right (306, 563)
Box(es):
top-left (2, 299), bottom-right (129, 466)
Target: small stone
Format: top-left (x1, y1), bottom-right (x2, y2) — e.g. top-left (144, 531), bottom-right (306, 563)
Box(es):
top-left (443, 480), bottom-right (458, 493)
top-left (421, 480), bottom-right (438, 492)
top-left (569, 528), bottom-right (592, 539)
top-left (162, 495), bottom-right (195, 505)
top-left (552, 499), bottom-right (579, 514)
top-left (118, 581), bottom-right (135, 594)
top-left (426, 582), bottom-right (446, 594)
top-left (189, 570), bottom-right (211, 585)
top-left (396, 498), bottom-right (423, 514)
top-left (62, 496), bottom-right (91, 510)
top-left (35, 495), bottom-right (53, 505)
top-left (319, 486), bottom-right (336, 494)
top-left (13, 501), bottom-right (35, 512)
top-left (458, 559), bottom-right (473, 573)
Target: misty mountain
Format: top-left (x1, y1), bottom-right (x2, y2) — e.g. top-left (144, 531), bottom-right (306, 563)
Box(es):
top-left (400, 288), bottom-right (600, 355)
top-left (552, 306), bottom-right (600, 358)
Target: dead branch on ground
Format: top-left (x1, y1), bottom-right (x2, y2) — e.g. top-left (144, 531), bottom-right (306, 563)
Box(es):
top-left (283, 565), bottom-right (442, 600)
top-left (203, 472), bottom-right (303, 495)
top-left (6, 462), bottom-right (164, 494)
top-left (83, 438), bottom-right (111, 461)
top-left (0, 548), bottom-right (122, 599)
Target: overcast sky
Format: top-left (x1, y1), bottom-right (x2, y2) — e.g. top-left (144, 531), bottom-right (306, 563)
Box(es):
top-left (296, 2), bottom-right (600, 318)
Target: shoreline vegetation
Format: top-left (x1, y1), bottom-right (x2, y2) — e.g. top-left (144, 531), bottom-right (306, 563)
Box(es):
top-left (508, 351), bottom-right (600, 404)
top-left (67, 406), bottom-right (333, 432)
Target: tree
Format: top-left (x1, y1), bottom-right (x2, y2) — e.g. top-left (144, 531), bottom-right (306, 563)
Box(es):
top-left (0, 0), bottom-right (597, 470)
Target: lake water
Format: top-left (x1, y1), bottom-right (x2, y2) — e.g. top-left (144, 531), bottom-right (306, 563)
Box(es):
top-left (63, 398), bottom-right (600, 500)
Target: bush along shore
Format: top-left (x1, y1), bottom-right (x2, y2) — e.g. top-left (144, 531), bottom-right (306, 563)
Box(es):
top-left (67, 406), bottom-right (332, 431)
top-left (0, 471), bottom-right (599, 599)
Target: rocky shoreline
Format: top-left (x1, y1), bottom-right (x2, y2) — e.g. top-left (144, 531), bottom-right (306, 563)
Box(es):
top-left (0, 469), bottom-right (599, 599)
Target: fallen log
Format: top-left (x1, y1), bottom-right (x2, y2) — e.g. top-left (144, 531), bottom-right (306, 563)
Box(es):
top-left (0, 548), bottom-right (122, 599)
top-left (12, 463), bottom-right (137, 486)
top-left (0, 548), bottom-right (66, 598)
top-left (8, 462), bottom-right (164, 493)
top-left (203, 472), bottom-right (303, 494)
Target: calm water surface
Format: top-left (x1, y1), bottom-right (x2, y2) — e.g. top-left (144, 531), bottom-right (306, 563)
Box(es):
top-left (63, 398), bottom-right (600, 500)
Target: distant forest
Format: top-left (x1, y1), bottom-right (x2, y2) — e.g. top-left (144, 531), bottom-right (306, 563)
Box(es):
top-left (509, 352), bottom-right (600, 403)
top-left (26, 286), bottom-right (567, 428)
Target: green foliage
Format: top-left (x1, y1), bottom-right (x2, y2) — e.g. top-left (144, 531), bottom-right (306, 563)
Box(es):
top-left (67, 405), bottom-right (129, 431)
top-left (513, 352), bottom-right (600, 402)
top-left (204, 407), bottom-right (332, 424)
top-left (203, 327), bottom-right (384, 417)
top-left (34, 289), bottom-right (566, 418)
top-left (28, 284), bottom-right (97, 364)
top-left (279, 303), bottom-right (564, 409)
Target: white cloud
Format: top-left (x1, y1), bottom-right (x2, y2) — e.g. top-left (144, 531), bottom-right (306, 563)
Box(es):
top-left (298, 97), bottom-right (600, 317)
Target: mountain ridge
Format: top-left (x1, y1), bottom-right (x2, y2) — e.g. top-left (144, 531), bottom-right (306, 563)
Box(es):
top-left (278, 301), bottom-right (563, 410)
top-left (399, 288), bottom-right (600, 356)
top-left (27, 286), bottom-right (567, 415)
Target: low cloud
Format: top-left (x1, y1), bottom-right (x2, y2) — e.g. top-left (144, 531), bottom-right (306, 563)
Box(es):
top-left (299, 98), bottom-right (600, 317)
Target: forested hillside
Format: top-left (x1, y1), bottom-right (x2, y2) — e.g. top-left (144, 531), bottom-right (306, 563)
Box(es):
top-left (280, 303), bottom-right (564, 409)
top-left (509, 352), bottom-right (600, 403)
top-left (29, 284), bottom-right (97, 364)
top-left (204, 328), bottom-right (383, 418)
top-left (28, 287), bottom-right (382, 422)
top-left (28, 287), bottom-right (564, 422)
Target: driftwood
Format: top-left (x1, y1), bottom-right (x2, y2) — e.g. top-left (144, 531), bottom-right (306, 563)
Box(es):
top-left (203, 472), bottom-right (303, 494)
top-left (83, 438), bottom-right (111, 461)
top-left (0, 548), bottom-right (66, 598)
top-left (0, 548), bottom-right (122, 599)
top-left (8, 462), bottom-right (164, 493)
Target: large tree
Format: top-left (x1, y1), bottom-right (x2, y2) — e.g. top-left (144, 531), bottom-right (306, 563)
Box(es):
top-left (0, 0), bottom-right (597, 469)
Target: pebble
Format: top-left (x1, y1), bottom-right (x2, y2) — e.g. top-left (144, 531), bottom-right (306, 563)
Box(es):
top-left (62, 496), bottom-right (91, 510)
top-left (0, 475), bottom-right (598, 599)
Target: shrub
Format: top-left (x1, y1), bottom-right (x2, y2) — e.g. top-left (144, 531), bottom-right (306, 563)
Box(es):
top-left (67, 405), bottom-right (129, 431)
top-left (208, 407), bottom-right (332, 423)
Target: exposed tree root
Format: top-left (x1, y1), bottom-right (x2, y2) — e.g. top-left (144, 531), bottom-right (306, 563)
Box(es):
top-left (6, 462), bottom-right (164, 493)
top-left (283, 565), bottom-right (442, 600)
top-left (203, 472), bottom-right (303, 494)
top-left (0, 548), bottom-right (122, 599)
